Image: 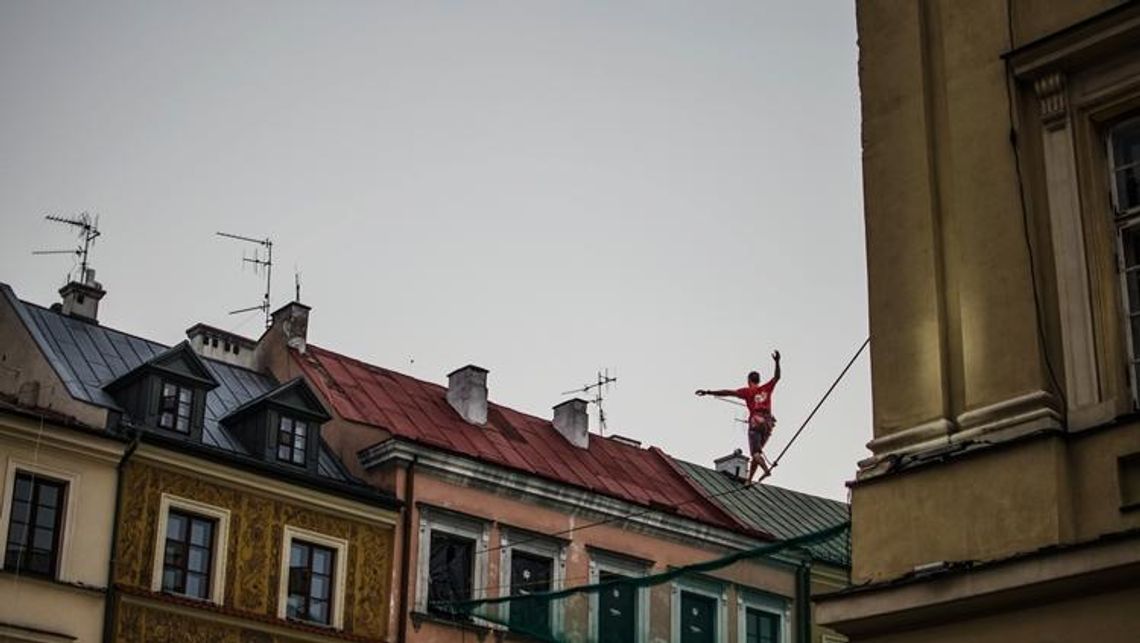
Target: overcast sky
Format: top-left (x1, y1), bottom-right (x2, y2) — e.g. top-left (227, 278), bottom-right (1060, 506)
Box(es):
top-left (0, 1), bottom-right (866, 501)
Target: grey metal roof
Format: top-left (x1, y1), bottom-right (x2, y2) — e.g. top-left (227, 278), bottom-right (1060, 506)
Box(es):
top-left (5, 285), bottom-right (352, 484)
top-left (675, 459), bottom-right (851, 567)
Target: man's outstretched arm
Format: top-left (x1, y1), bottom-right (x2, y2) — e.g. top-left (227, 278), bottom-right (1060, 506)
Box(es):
top-left (771, 350), bottom-right (781, 383)
top-left (695, 389), bottom-right (738, 397)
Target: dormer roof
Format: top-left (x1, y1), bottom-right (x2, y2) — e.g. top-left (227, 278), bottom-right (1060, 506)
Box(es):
top-left (103, 340), bottom-right (219, 392)
top-left (221, 377), bottom-right (331, 426)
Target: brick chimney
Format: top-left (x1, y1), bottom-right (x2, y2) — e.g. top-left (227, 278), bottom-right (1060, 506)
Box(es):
top-left (447, 365), bottom-right (488, 425)
top-left (715, 449), bottom-right (750, 480)
top-left (553, 398), bottom-right (589, 448)
top-left (59, 268), bottom-right (105, 323)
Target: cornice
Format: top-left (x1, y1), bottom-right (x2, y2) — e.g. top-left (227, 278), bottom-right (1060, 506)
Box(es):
top-left (137, 444), bottom-right (397, 527)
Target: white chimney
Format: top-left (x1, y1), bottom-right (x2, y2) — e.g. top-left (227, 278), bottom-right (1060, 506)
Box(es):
top-left (270, 301), bottom-right (310, 353)
top-left (447, 365), bottom-right (488, 425)
top-left (59, 268), bottom-right (105, 323)
top-left (715, 449), bottom-right (750, 480)
top-left (553, 398), bottom-right (589, 449)
top-left (186, 324), bottom-right (257, 369)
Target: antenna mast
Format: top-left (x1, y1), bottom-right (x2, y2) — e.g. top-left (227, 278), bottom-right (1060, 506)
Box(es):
top-left (216, 231), bottom-right (273, 328)
top-left (33, 212), bottom-right (102, 283)
top-left (561, 368), bottom-right (618, 436)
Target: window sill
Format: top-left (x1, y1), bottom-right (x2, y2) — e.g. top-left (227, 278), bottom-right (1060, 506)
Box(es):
top-left (411, 611), bottom-right (493, 638)
top-left (0, 568), bottom-right (106, 595)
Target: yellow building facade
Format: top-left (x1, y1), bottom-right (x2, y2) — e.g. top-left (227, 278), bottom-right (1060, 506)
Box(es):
top-left (816, 1), bottom-right (1140, 641)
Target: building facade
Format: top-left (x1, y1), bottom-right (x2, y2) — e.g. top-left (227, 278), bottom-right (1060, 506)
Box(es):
top-left (816, 2), bottom-right (1140, 641)
top-left (0, 280), bottom-right (401, 642)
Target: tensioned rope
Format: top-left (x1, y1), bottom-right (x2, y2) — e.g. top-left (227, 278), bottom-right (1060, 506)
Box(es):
top-left (475, 336), bottom-right (870, 556)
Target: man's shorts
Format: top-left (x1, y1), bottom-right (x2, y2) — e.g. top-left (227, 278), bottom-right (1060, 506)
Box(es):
top-left (748, 411), bottom-right (776, 454)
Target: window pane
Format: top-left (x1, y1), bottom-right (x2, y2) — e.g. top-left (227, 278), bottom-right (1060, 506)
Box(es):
top-left (428, 532), bottom-right (475, 618)
top-left (190, 520), bottom-right (211, 547)
top-left (186, 573), bottom-right (204, 598)
top-left (599, 571), bottom-right (636, 643)
top-left (1113, 120), bottom-right (1140, 167)
top-left (310, 599), bottom-right (329, 624)
top-left (312, 548), bottom-right (331, 575)
top-left (1118, 167), bottom-right (1140, 213)
top-left (38, 484), bottom-right (58, 507)
top-left (680, 592), bottom-right (716, 643)
top-left (167, 513), bottom-right (186, 539)
top-left (178, 387), bottom-right (193, 405)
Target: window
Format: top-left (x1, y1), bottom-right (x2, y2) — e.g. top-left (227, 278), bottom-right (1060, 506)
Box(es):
top-left (3, 472), bottom-right (65, 577)
top-left (589, 548), bottom-right (650, 643)
top-left (427, 531), bottom-right (475, 619)
top-left (277, 526), bottom-right (347, 629)
top-left (499, 528), bottom-right (565, 636)
top-left (276, 416), bottom-right (308, 466)
top-left (415, 508), bottom-right (489, 622)
top-left (671, 578), bottom-right (726, 643)
top-left (159, 381), bottom-right (193, 433)
top-left (737, 589), bottom-right (787, 643)
top-left (509, 550), bottom-right (553, 636)
top-left (288, 540), bottom-right (336, 625)
top-left (1112, 118), bottom-right (1140, 401)
top-left (744, 607), bottom-right (779, 643)
top-left (161, 509), bottom-right (215, 599)
top-left (680, 591), bottom-right (718, 643)
top-left (151, 494), bottom-right (230, 604)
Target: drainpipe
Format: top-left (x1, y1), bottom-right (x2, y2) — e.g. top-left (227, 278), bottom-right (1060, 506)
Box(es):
top-left (396, 456), bottom-right (417, 643)
top-left (794, 559), bottom-right (812, 643)
top-left (102, 429), bottom-right (141, 643)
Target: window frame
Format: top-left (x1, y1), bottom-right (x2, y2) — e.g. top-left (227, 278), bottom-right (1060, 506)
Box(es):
top-left (286, 538), bottom-right (338, 626)
top-left (0, 460), bottom-right (78, 581)
top-left (277, 525), bottom-right (348, 629)
top-left (150, 494), bottom-right (230, 605)
top-left (414, 507), bottom-right (490, 623)
top-left (671, 576), bottom-right (727, 643)
top-left (158, 379), bottom-right (195, 434)
top-left (736, 588), bottom-right (790, 643)
top-left (588, 548), bottom-right (651, 643)
top-left (498, 527), bottom-right (566, 637)
top-left (1109, 116), bottom-right (1140, 405)
top-left (3, 472), bottom-right (66, 578)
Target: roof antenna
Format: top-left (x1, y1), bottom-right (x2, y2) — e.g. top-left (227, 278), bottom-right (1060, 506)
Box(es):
top-left (33, 212), bottom-right (101, 284)
top-left (294, 267), bottom-right (302, 302)
top-left (561, 368), bottom-right (618, 436)
top-left (216, 231), bottom-right (273, 328)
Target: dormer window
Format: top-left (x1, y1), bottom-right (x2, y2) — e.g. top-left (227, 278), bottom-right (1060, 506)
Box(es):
top-left (277, 416), bottom-right (308, 466)
top-left (159, 381), bottom-right (194, 433)
top-left (220, 377), bottom-right (330, 472)
top-left (103, 341), bottom-right (218, 441)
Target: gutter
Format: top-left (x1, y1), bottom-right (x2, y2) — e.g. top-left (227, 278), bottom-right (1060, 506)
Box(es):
top-left (102, 427), bottom-right (141, 643)
top-left (396, 456), bottom-right (417, 643)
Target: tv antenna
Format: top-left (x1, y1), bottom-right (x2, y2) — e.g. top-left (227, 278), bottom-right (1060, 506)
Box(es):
top-left (561, 368), bottom-right (618, 436)
top-left (32, 213), bottom-right (101, 283)
top-left (216, 231), bottom-right (273, 328)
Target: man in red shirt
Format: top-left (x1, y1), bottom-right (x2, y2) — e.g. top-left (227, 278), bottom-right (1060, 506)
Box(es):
top-left (696, 350), bottom-right (781, 482)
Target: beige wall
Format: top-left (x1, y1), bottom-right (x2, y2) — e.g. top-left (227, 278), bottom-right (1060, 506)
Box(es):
top-left (0, 413), bottom-right (121, 642)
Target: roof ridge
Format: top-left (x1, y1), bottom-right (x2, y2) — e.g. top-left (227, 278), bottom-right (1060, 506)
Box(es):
top-left (678, 457), bottom-right (849, 507)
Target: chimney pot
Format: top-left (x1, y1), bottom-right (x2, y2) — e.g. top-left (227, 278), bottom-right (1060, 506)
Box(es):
top-left (447, 365), bottom-right (488, 425)
top-left (714, 448), bottom-right (751, 481)
top-left (553, 398), bottom-right (589, 449)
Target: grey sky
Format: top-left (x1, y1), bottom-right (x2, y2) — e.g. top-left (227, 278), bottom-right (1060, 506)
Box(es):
top-left (0, 1), bottom-right (866, 500)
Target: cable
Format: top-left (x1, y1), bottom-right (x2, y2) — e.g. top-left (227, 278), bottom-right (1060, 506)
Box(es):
top-left (767, 337), bottom-right (870, 469)
top-left (476, 337), bottom-right (869, 555)
top-left (1004, 0), bottom-right (1069, 424)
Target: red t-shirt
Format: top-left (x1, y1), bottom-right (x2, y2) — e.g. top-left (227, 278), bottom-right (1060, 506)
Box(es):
top-left (735, 380), bottom-right (776, 414)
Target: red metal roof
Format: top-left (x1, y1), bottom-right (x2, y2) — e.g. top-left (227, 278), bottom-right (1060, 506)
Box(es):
top-left (295, 345), bottom-right (746, 532)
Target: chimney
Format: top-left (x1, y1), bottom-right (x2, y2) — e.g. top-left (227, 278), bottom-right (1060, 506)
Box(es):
top-left (553, 398), bottom-right (589, 449)
top-left (59, 268), bottom-right (105, 323)
top-left (186, 324), bottom-right (257, 369)
top-left (715, 449), bottom-right (750, 481)
top-left (269, 301), bottom-right (311, 353)
top-left (447, 365), bottom-right (488, 425)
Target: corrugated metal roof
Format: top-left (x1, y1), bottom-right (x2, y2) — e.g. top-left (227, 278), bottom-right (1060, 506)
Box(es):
top-left (5, 287), bottom-right (353, 484)
top-left (674, 459), bottom-right (851, 567)
top-left (296, 345), bottom-right (743, 531)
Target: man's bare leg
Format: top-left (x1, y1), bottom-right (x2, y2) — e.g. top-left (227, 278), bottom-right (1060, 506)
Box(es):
top-left (749, 452), bottom-right (770, 482)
